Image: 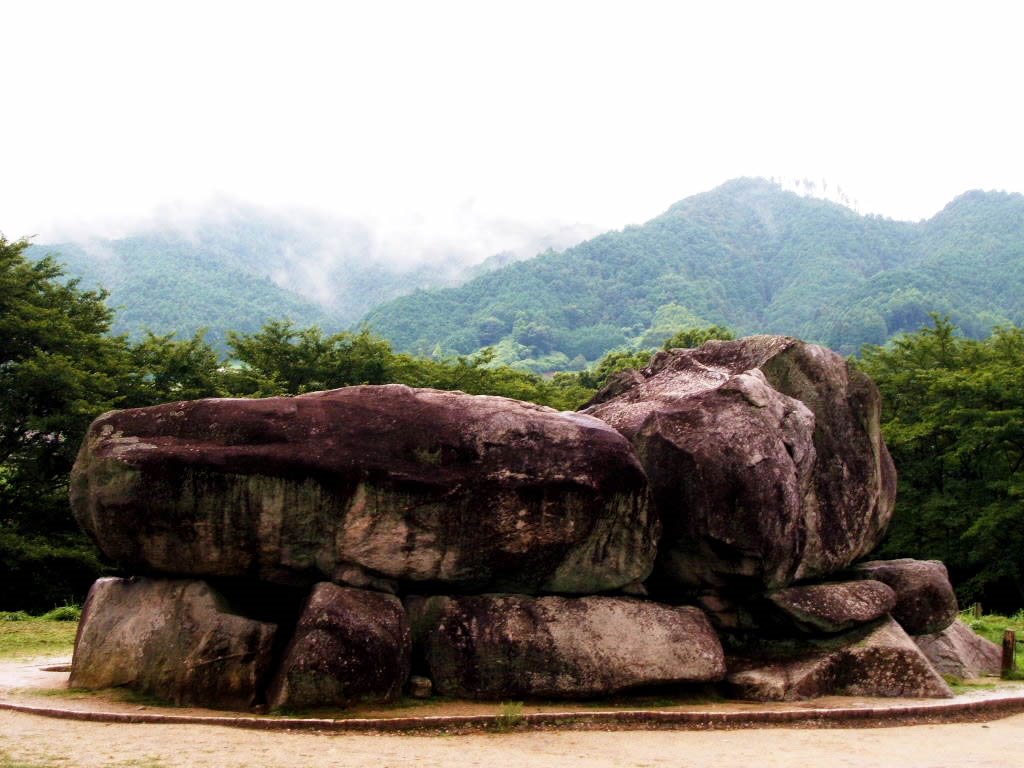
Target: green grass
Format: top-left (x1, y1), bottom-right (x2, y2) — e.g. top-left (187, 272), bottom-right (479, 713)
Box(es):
top-left (0, 609), bottom-right (79, 660)
top-left (493, 701), bottom-right (524, 731)
top-left (960, 608), bottom-right (1024, 677)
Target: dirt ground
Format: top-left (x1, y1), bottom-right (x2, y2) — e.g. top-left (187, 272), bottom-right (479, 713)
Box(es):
top-left (1, 709), bottom-right (1023, 768)
top-left (3, 655), bottom-right (1024, 767)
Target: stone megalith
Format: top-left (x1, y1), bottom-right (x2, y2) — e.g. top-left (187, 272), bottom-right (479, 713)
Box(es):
top-left (848, 559), bottom-right (959, 635)
top-left (70, 384), bottom-right (655, 595)
top-left (267, 583), bottom-right (411, 710)
top-left (407, 594), bottom-right (725, 698)
top-left (914, 619), bottom-right (1002, 679)
top-left (726, 617), bottom-right (953, 700)
top-left (583, 336), bottom-right (896, 590)
top-left (69, 577), bottom-right (277, 709)
top-left (765, 579), bottom-right (897, 634)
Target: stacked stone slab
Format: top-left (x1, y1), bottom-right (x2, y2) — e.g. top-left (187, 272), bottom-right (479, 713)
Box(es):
top-left (68, 338), bottom-right (976, 710)
top-left (583, 336), bottom-right (961, 698)
top-left (70, 384), bottom-right (726, 709)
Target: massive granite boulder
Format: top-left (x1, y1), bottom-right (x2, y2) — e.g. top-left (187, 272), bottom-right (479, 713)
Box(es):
top-left (765, 579), bottom-right (897, 635)
top-left (407, 594), bottom-right (725, 698)
top-left (847, 559), bottom-right (959, 635)
top-left (584, 336), bottom-right (896, 591)
top-left (914, 619), bottom-right (1002, 680)
top-left (726, 617), bottom-right (953, 700)
top-left (69, 577), bottom-right (277, 709)
top-left (70, 384), bottom-right (654, 594)
top-left (267, 583), bottom-right (411, 710)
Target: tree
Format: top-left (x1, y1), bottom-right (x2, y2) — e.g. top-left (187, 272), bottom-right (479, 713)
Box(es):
top-left (859, 316), bottom-right (1024, 611)
top-left (125, 330), bottom-right (223, 405)
top-left (661, 324), bottom-right (735, 350)
top-left (0, 237), bottom-right (130, 610)
top-left (223, 322), bottom-right (396, 396)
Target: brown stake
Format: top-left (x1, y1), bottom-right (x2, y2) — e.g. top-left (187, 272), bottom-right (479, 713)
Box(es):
top-left (1001, 630), bottom-right (1017, 677)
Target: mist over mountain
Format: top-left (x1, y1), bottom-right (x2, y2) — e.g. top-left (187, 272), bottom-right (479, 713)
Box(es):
top-left (26, 202), bottom-right (596, 348)
top-left (362, 178), bottom-right (1024, 369)
top-left (22, 179), bottom-right (1024, 362)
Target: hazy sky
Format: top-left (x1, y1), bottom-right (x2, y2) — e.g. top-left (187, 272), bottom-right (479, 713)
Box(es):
top-left (4, 1), bottom-right (1023, 254)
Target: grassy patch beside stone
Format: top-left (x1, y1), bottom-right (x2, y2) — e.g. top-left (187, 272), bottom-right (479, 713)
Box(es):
top-left (0, 610), bottom-right (79, 660)
top-left (961, 609), bottom-right (1024, 676)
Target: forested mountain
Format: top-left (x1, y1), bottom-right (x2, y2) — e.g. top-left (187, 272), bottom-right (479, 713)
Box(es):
top-left (25, 205), bottom-right (571, 349)
top-left (363, 179), bottom-right (1024, 369)
top-left (28, 237), bottom-right (336, 349)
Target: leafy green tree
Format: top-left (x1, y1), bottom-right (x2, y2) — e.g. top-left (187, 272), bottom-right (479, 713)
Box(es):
top-left (661, 324), bottom-right (736, 350)
top-left (223, 322), bottom-right (395, 396)
top-left (0, 237), bottom-right (130, 610)
top-left (125, 330), bottom-right (223, 405)
top-left (860, 316), bottom-right (1024, 611)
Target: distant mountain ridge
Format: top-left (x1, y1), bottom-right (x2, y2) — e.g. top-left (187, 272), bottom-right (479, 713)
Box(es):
top-left (23, 179), bottom-right (1024, 361)
top-left (362, 178), bottom-right (1024, 367)
top-left (26, 204), bottom-right (580, 349)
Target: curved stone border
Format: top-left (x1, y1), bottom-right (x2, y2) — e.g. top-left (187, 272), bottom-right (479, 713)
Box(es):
top-left (3, 695), bottom-right (1024, 733)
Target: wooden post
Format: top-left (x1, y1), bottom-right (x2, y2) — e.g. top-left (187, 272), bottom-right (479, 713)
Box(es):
top-left (971, 602), bottom-right (983, 618)
top-left (1002, 630), bottom-right (1016, 677)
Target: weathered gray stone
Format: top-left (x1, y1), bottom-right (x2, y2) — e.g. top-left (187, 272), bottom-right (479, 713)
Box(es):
top-left (69, 577), bottom-right (276, 709)
top-left (267, 583), bottom-right (410, 710)
top-left (408, 594), bottom-right (725, 699)
top-left (726, 617), bottom-right (953, 700)
top-left (767, 580), bottom-right (897, 634)
top-left (70, 384), bottom-right (655, 595)
top-left (914, 619), bottom-right (1001, 679)
top-left (584, 336), bottom-right (896, 591)
top-left (848, 559), bottom-right (959, 635)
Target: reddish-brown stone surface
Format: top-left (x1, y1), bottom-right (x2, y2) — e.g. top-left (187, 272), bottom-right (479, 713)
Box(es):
top-left (70, 384), bottom-right (655, 594)
top-left (767, 579), bottom-right (897, 634)
top-left (69, 577), bottom-right (276, 709)
top-left (584, 336), bottom-right (896, 590)
top-left (848, 559), bottom-right (959, 635)
top-left (726, 617), bottom-right (953, 700)
top-left (407, 594), bottom-right (726, 699)
top-left (267, 583), bottom-right (411, 710)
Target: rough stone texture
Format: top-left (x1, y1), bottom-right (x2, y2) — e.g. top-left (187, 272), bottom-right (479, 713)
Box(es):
top-left (726, 617), bottom-right (953, 700)
top-left (914, 619), bottom-right (1002, 679)
top-left (267, 583), bottom-right (410, 710)
top-left (848, 559), bottom-right (959, 635)
top-left (408, 594), bottom-right (726, 699)
top-left (70, 384), bottom-right (655, 594)
top-left (584, 336), bottom-right (896, 591)
top-left (69, 577), bottom-right (276, 709)
top-left (766, 580), bottom-right (897, 634)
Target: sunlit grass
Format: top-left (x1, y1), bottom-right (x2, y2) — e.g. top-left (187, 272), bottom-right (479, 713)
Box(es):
top-left (960, 608), bottom-right (1024, 676)
top-left (0, 609), bottom-right (79, 661)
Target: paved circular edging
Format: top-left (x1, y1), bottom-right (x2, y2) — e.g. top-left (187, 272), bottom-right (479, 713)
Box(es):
top-left (3, 695), bottom-right (1024, 733)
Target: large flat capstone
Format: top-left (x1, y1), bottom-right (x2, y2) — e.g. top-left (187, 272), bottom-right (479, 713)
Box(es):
top-left (70, 384), bottom-right (655, 594)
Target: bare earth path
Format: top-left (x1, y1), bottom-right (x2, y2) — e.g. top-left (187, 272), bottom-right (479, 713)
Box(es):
top-left (2, 708), bottom-right (1024, 768)
top-left (3, 656), bottom-right (1024, 767)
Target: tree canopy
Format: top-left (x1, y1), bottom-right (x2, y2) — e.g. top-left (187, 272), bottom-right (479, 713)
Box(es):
top-left (859, 316), bottom-right (1024, 612)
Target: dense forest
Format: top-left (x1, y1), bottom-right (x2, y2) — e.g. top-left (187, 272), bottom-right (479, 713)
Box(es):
top-left (859, 317), bottom-right (1024, 612)
top-left (364, 179), bottom-right (1024, 370)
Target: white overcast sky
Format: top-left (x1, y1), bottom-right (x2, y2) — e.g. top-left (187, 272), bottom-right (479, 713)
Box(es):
top-left (4, 0), bottom-right (1024, 250)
